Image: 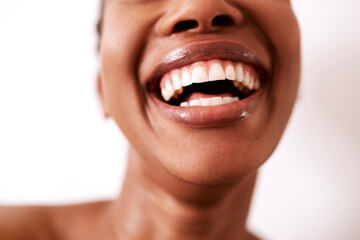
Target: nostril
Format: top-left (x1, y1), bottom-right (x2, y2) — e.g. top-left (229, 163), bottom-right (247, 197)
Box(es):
top-left (173, 20), bottom-right (199, 33)
top-left (212, 15), bottom-right (234, 27)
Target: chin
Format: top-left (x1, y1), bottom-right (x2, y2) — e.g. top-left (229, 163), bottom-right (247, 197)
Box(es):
top-left (156, 134), bottom-right (273, 185)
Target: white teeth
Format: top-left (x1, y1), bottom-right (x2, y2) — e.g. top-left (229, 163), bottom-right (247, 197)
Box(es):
top-left (180, 96), bottom-right (240, 107)
top-left (171, 71), bottom-right (182, 90)
top-left (189, 99), bottom-right (201, 106)
top-left (161, 88), bottom-right (171, 101)
top-left (161, 75), bottom-right (175, 101)
top-left (211, 97), bottom-right (222, 106)
top-left (200, 98), bottom-right (212, 106)
top-left (181, 70), bottom-right (192, 87)
top-left (223, 97), bottom-right (233, 104)
top-left (248, 76), bottom-right (254, 90)
top-left (209, 63), bottom-right (226, 81)
top-left (180, 102), bottom-right (189, 107)
top-left (165, 79), bottom-right (175, 96)
top-left (160, 60), bottom-right (262, 102)
top-left (235, 64), bottom-right (244, 83)
top-left (232, 97), bottom-right (240, 102)
top-left (192, 66), bottom-right (208, 83)
top-left (243, 72), bottom-right (250, 87)
top-left (225, 64), bottom-right (236, 80)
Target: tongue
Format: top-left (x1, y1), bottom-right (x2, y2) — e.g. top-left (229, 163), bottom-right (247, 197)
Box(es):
top-left (186, 92), bottom-right (234, 101)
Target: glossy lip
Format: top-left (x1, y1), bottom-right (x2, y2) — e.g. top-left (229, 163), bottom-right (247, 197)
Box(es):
top-left (150, 88), bottom-right (264, 127)
top-left (146, 40), bottom-right (270, 127)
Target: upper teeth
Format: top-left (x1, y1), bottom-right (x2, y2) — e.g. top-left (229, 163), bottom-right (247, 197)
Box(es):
top-left (160, 59), bottom-right (261, 102)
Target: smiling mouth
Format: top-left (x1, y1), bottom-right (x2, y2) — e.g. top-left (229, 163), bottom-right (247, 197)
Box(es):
top-left (159, 59), bottom-right (261, 107)
top-left (146, 41), bottom-right (269, 126)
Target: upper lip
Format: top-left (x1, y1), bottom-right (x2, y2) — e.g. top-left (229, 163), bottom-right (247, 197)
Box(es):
top-left (146, 40), bottom-right (270, 91)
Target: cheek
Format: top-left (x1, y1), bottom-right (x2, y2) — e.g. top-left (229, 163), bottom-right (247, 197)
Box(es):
top-left (244, 0), bottom-right (301, 136)
top-left (100, 6), bottom-right (148, 127)
top-left (101, 7), bottom-right (144, 71)
top-left (99, 5), bottom-right (170, 159)
top-left (100, 3), bottom-right (164, 68)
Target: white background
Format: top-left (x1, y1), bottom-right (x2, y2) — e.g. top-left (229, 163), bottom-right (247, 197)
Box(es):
top-left (0, 0), bottom-right (359, 239)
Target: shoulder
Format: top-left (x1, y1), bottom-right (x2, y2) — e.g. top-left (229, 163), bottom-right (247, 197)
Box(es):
top-left (0, 206), bottom-right (54, 240)
top-left (0, 202), bottom-right (111, 240)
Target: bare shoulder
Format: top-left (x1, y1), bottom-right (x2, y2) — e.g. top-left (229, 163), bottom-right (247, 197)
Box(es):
top-left (49, 201), bottom-right (112, 239)
top-left (0, 205), bottom-right (54, 240)
top-left (0, 201), bottom-right (112, 240)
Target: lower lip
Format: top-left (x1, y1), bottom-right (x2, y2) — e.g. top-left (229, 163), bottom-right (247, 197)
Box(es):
top-left (149, 88), bottom-right (264, 127)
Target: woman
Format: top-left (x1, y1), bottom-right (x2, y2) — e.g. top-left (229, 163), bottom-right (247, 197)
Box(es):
top-left (0, 0), bottom-right (300, 239)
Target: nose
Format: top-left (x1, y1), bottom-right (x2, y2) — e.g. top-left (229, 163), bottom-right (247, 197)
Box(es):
top-left (156, 0), bottom-right (244, 36)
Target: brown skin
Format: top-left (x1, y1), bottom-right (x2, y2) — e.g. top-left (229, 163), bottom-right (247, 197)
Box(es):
top-left (0, 0), bottom-right (300, 239)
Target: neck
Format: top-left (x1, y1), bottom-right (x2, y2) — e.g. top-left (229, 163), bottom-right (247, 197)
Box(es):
top-left (109, 147), bottom-right (257, 240)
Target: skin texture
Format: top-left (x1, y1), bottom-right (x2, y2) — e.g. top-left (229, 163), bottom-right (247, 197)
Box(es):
top-left (0, 0), bottom-right (300, 239)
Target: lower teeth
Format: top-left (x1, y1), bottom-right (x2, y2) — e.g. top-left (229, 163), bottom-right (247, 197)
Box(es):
top-left (180, 96), bottom-right (239, 107)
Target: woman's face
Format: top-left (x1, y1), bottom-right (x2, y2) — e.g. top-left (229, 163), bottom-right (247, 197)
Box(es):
top-left (99, 0), bottom-right (300, 185)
